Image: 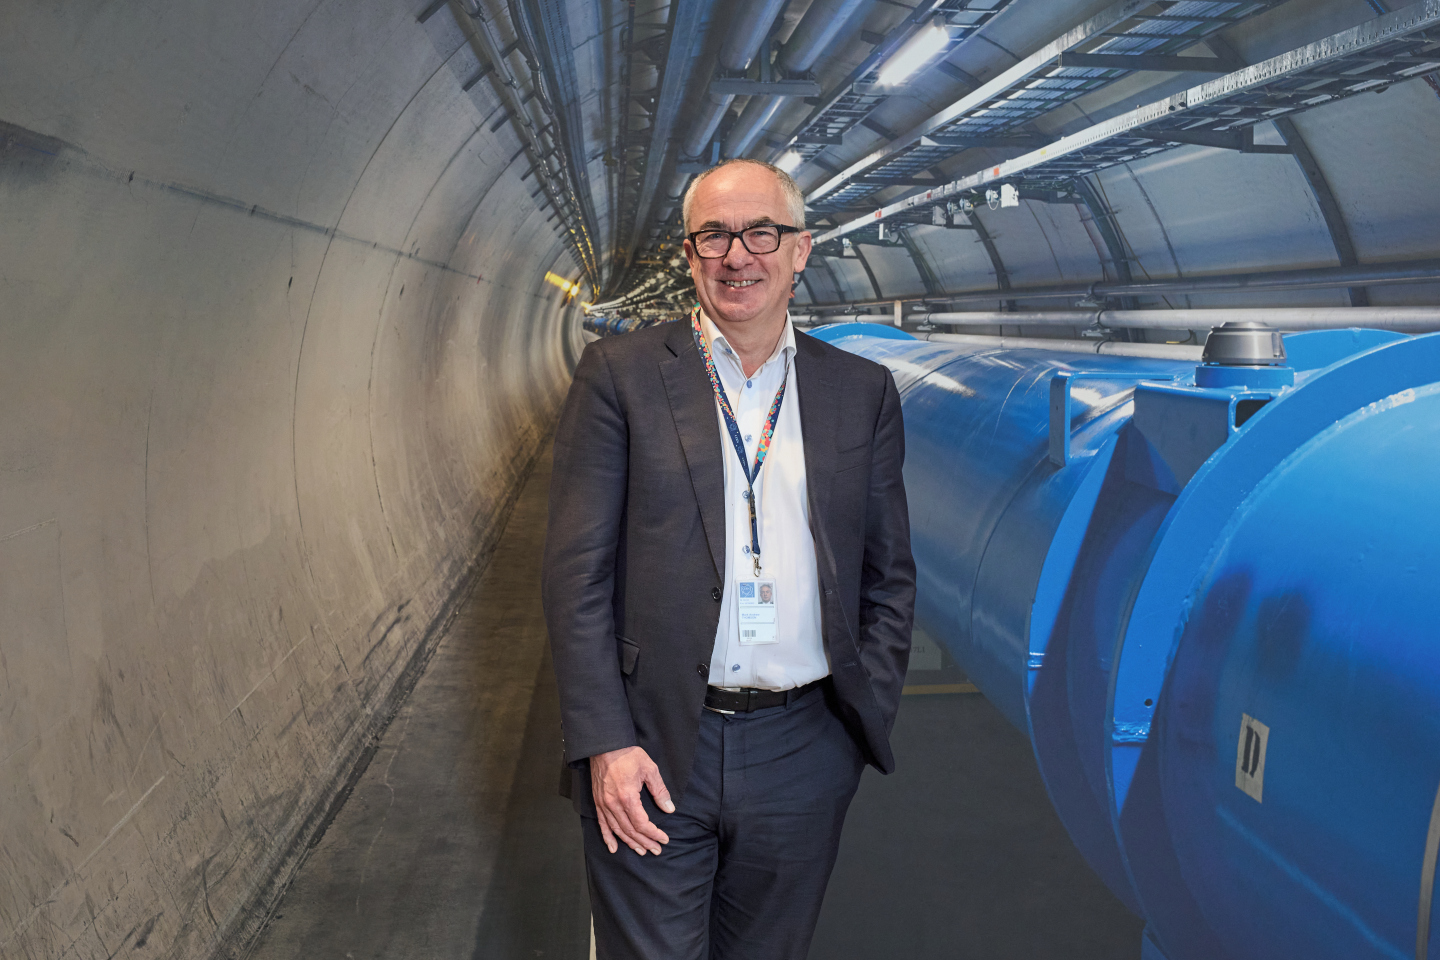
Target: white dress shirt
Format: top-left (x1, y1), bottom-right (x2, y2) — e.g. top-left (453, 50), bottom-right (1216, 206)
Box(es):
top-left (700, 311), bottom-right (828, 691)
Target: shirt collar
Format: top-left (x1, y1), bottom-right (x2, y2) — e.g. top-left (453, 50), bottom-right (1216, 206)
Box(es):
top-left (698, 310), bottom-right (796, 372)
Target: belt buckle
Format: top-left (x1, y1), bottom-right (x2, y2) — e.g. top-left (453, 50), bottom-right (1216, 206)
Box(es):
top-left (704, 686), bottom-right (735, 715)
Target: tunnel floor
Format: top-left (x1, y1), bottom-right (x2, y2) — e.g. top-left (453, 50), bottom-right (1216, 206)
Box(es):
top-left (244, 445), bottom-right (1142, 960)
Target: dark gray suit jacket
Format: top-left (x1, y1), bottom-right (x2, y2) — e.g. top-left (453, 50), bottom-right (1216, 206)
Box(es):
top-left (542, 319), bottom-right (916, 805)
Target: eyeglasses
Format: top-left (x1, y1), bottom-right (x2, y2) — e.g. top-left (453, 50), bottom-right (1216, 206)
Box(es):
top-left (687, 224), bottom-right (802, 259)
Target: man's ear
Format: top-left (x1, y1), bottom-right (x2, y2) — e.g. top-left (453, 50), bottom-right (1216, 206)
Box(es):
top-left (792, 232), bottom-right (813, 274)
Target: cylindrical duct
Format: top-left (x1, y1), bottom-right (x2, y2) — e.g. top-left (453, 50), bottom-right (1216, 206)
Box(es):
top-left (810, 321), bottom-right (1440, 960)
top-left (779, 0), bottom-right (871, 72)
top-left (718, 0), bottom-right (790, 74)
top-left (723, 94), bottom-right (786, 158)
top-left (722, 0), bottom-right (873, 158)
top-left (680, 0), bottom-right (790, 159)
top-left (920, 332), bottom-right (1202, 360)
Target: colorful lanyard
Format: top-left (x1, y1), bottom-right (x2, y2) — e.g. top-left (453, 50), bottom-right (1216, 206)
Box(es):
top-left (690, 303), bottom-right (789, 577)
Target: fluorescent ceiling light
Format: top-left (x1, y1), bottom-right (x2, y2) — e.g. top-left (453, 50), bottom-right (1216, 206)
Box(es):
top-left (876, 17), bottom-right (951, 88)
top-left (776, 150), bottom-right (804, 174)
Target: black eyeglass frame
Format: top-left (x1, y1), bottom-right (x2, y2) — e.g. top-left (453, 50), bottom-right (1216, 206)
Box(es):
top-left (685, 224), bottom-right (803, 258)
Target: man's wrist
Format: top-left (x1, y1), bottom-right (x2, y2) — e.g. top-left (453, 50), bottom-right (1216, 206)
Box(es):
top-left (581, 741), bottom-right (640, 766)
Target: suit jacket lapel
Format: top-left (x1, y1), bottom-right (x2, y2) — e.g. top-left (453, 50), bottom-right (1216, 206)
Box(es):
top-left (796, 331), bottom-right (840, 527)
top-left (660, 322), bottom-right (726, 579)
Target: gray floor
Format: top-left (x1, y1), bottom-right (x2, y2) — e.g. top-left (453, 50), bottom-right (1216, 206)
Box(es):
top-left (813, 690), bottom-right (1143, 959)
top-left (245, 448), bottom-right (589, 960)
top-left (246, 445), bottom-right (1141, 959)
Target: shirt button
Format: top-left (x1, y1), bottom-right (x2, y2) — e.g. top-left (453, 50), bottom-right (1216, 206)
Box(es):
top-left (731, 664), bottom-right (741, 672)
top-left (745, 434), bottom-right (753, 442)
top-left (711, 587), bottom-right (722, 602)
top-left (697, 663), bottom-right (709, 677)
top-left (746, 380), bottom-right (753, 388)
top-left (742, 545), bottom-right (751, 555)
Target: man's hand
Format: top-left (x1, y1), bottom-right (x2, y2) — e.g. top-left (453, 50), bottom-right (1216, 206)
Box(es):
top-left (590, 746), bottom-right (676, 855)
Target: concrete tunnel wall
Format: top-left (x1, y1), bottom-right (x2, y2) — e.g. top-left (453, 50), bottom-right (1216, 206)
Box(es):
top-left (0, 2), bottom-right (586, 957)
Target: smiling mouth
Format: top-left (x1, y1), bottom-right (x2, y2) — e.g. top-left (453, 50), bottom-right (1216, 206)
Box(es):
top-left (722, 279), bottom-right (760, 288)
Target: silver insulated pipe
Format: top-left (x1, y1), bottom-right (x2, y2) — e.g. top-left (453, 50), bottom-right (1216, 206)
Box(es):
top-left (679, 0), bottom-right (791, 160)
top-left (723, 0), bottom-right (873, 158)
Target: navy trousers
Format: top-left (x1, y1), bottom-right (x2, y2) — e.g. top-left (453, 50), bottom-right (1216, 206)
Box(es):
top-left (582, 685), bottom-right (866, 960)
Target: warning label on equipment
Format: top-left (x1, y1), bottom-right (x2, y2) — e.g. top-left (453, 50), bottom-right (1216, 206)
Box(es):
top-left (1235, 713), bottom-right (1270, 803)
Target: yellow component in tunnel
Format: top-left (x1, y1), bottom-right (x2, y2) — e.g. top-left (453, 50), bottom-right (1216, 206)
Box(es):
top-left (544, 271), bottom-right (593, 308)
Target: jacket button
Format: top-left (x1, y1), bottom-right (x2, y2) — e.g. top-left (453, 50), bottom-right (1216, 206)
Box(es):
top-left (710, 587), bottom-right (722, 602)
top-left (696, 663), bottom-right (709, 677)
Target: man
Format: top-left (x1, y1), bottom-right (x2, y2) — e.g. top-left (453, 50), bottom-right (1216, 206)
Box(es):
top-left (542, 158), bottom-right (915, 960)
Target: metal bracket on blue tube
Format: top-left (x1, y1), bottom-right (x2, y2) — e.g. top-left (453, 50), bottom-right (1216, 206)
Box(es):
top-left (1050, 371), bottom-right (1179, 467)
top-left (1049, 372), bottom-right (1121, 466)
top-left (1050, 374), bottom-right (1078, 466)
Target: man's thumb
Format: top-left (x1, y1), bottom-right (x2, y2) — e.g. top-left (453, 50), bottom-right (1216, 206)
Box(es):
top-left (648, 771), bottom-right (676, 814)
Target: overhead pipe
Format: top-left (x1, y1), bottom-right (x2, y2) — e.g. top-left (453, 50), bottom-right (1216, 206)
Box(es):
top-left (916, 306), bottom-right (1440, 333)
top-left (457, 0), bottom-right (600, 281)
top-left (615, 0), bottom-right (720, 290)
top-left (679, 0), bottom-right (791, 160)
top-left (663, 0), bottom-right (789, 226)
top-left (723, 0), bottom-right (874, 158)
top-left (796, 257), bottom-right (1440, 311)
top-left (789, 321), bottom-right (1203, 358)
top-left (918, 333), bottom-right (1202, 360)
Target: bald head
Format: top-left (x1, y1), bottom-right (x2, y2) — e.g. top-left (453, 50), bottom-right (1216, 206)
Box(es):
top-left (682, 159), bottom-right (805, 233)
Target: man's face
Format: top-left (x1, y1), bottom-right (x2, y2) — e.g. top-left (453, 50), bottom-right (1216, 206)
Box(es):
top-left (759, 584), bottom-right (772, 603)
top-left (683, 165), bottom-right (812, 328)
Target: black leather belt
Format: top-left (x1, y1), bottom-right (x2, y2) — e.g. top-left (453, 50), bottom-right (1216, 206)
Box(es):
top-left (704, 678), bottom-right (825, 714)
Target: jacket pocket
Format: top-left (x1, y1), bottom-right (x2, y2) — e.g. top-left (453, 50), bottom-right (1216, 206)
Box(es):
top-left (617, 636), bottom-right (640, 676)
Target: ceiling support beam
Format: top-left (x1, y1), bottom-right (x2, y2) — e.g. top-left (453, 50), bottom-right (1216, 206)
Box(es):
top-left (817, 256), bottom-right (849, 304)
top-left (1273, 115), bottom-right (1369, 307)
top-left (898, 227), bottom-right (941, 297)
top-left (1056, 52), bottom-right (1245, 73)
top-left (708, 78), bottom-right (822, 96)
top-left (963, 210), bottom-right (1016, 312)
top-left (1074, 176), bottom-right (1137, 314)
top-left (1138, 125), bottom-right (1290, 152)
top-left (1202, 34), bottom-right (1369, 306)
top-left (851, 243), bottom-right (885, 300)
top-left (799, 270), bottom-right (820, 304)
top-left (919, 134), bottom-right (1045, 149)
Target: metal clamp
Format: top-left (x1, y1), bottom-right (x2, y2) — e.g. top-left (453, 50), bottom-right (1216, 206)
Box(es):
top-left (1049, 371), bottom-right (1176, 467)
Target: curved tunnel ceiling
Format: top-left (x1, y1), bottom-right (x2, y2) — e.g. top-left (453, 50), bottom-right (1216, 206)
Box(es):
top-left (603, 0), bottom-right (1440, 319)
top-left (0, 0), bottom-right (1436, 957)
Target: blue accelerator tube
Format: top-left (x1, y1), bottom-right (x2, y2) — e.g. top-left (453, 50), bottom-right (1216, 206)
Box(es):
top-left (811, 321), bottom-right (1440, 960)
top-left (583, 314), bottom-right (655, 337)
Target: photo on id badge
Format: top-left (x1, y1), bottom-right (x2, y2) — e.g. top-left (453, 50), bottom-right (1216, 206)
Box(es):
top-left (737, 579), bottom-right (778, 645)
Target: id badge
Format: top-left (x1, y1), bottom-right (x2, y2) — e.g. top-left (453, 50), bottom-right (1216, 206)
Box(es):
top-left (736, 578), bottom-right (779, 645)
